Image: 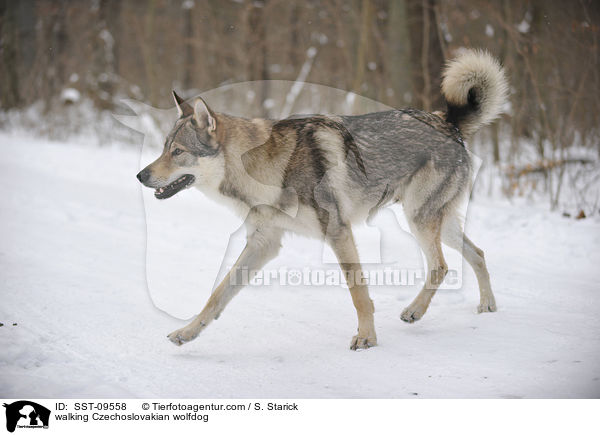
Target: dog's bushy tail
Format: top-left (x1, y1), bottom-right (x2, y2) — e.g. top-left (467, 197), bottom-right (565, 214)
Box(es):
top-left (441, 49), bottom-right (508, 141)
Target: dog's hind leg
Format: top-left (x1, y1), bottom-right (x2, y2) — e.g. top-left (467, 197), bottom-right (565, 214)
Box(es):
top-left (400, 215), bottom-right (448, 323)
top-left (167, 225), bottom-right (283, 346)
top-left (441, 212), bottom-right (496, 313)
top-left (328, 225), bottom-right (377, 350)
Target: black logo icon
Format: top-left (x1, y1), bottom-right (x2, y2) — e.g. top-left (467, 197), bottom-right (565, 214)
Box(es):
top-left (3, 401), bottom-right (50, 433)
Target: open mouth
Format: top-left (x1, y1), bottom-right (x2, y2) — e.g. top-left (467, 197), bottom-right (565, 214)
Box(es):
top-left (154, 174), bottom-right (195, 200)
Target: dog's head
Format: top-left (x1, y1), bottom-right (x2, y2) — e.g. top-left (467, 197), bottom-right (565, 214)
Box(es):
top-left (136, 91), bottom-right (224, 199)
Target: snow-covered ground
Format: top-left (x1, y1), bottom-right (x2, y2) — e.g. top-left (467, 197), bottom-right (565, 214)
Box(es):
top-left (1, 131), bottom-right (599, 398)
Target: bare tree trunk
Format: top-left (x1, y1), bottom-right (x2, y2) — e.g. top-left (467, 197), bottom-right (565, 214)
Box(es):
top-left (491, 123), bottom-right (501, 163)
top-left (289, 2), bottom-right (299, 68)
top-left (489, 0), bottom-right (515, 166)
top-left (388, 0), bottom-right (411, 105)
top-left (352, 0), bottom-right (372, 95)
top-left (406, 0), bottom-right (444, 111)
top-left (136, 0), bottom-right (158, 106)
top-left (245, 2), bottom-right (270, 117)
top-left (182, 0), bottom-right (194, 90)
top-left (30, 0), bottom-right (69, 111)
top-left (0, 0), bottom-right (21, 108)
top-left (91, 0), bottom-right (119, 109)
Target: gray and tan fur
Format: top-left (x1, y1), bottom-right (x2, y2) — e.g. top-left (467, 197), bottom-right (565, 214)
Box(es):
top-left (136, 49), bottom-right (508, 350)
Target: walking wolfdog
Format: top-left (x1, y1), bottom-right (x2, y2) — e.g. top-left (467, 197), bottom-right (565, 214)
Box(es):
top-left (137, 49), bottom-right (508, 350)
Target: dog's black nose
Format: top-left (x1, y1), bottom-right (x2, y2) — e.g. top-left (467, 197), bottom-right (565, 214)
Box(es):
top-left (137, 168), bottom-right (150, 183)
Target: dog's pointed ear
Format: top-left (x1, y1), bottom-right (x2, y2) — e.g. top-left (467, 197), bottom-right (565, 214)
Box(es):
top-left (172, 90), bottom-right (193, 117)
top-left (193, 97), bottom-right (216, 132)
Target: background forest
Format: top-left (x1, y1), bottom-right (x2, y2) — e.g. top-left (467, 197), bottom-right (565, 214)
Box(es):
top-left (1, 0), bottom-right (599, 213)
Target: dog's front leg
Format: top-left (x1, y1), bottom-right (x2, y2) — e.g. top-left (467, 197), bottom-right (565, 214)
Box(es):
top-left (168, 226), bottom-right (282, 346)
top-left (328, 225), bottom-right (377, 350)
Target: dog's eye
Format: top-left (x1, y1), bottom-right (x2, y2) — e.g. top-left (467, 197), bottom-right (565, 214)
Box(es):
top-left (172, 148), bottom-right (183, 156)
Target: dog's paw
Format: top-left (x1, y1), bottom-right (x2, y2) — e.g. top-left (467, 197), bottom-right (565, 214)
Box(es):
top-left (167, 327), bottom-right (199, 346)
top-left (400, 304), bottom-right (426, 323)
top-left (477, 296), bottom-right (497, 313)
top-left (350, 334), bottom-right (377, 351)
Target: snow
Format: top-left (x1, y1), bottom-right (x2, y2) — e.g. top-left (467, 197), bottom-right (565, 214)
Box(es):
top-left (517, 19), bottom-right (531, 34)
top-left (60, 88), bottom-right (81, 104)
top-left (1, 131), bottom-right (599, 398)
top-left (181, 0), bottom-right (194, 10)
